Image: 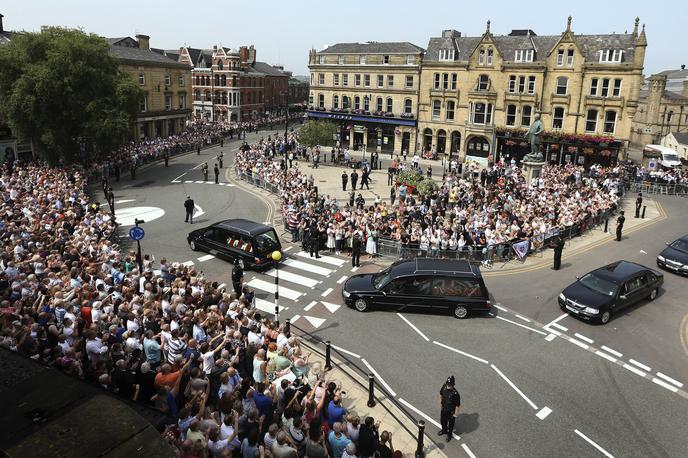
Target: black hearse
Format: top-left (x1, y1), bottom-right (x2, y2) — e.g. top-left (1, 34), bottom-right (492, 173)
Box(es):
top-left (187, 219), bottom-right (281, 269)
top-left (342, 259), bottom-right (491, 318)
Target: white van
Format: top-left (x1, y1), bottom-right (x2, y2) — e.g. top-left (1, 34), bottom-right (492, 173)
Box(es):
top-left (644, 145), bottom-right (681, 168)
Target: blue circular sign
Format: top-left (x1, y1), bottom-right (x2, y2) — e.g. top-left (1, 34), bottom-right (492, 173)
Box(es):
top-left (129, 226), bottom-right (145, 241)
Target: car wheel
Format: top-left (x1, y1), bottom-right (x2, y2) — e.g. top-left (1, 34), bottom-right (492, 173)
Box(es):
top-left (354, 299), bottom-right (368, 312)
top-left (648, 287), bottom-right (658, 301)
top-left (190, 240), bottom-right (198, 251)
top-left (600, 310), bottom-right (611, 325)
top-left (453, 305), bottom-right (469, 319)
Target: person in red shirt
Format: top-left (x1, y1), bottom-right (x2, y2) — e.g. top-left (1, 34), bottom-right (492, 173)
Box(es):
top-left (80, 301), bottom-right (92, 328)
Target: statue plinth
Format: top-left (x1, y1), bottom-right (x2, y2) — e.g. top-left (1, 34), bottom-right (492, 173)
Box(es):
top-left (521, 160), bottom-right (546, 183)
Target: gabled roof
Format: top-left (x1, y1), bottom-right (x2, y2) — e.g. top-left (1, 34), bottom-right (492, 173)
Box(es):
top-left (109, 42), bottom-right (188, 69)
top-left (252, 61), bottom-right (287, 77)
top-left (319, 42), bottom-right (424, 54)
top-left (671, 132), bottom-right (688, 145)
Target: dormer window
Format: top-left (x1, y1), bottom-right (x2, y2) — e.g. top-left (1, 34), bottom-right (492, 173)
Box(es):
top-left (360, 55), bottom-right (366, 64)
top-left (556, 49), bottom-right (564, 66)
top-left (383, 55), bottom-right (390, 64)
top-left (439, 49), bottom-right (455, 61)
top-left (318, 55), bottom-right (325, 64)
top-left (566, 49), bottom-right (574, 66)
top-left (514, 50), bottom-right (534, 62)
top-left (599, 49), bottom-right (623, 63)
top-left (338, 55), bottom-right (344, 65)
top-left (478, 48), bottom-right (485, 65)
top-left (406, 54), bottom-right (414, 65)
top-left (487, 48), bottom-right (493, 65)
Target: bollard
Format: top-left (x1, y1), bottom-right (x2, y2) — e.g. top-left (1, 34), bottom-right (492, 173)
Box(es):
top-left (367, 373), bottom-right (376, 407)
top-left (415, 420), bottom-right (426, 458)
top-left (325, 341), bottom-right (332, 370)
top-left (604, 218), bottom-right (609, 233)
top-left (642, 205), bottom-right (646, 219)
top-left (285, 318), bottom-right (291, 338)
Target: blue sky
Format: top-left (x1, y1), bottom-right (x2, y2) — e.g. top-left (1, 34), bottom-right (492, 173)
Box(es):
top-left (3, 0), bottom-right (685, 75)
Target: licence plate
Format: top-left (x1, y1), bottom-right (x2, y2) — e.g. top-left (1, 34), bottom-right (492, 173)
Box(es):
top-left (566, 305), bottom-right (579, 314)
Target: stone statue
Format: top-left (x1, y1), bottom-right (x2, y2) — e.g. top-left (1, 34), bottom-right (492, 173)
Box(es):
top-left (523, 114), bottom-right (544, 162)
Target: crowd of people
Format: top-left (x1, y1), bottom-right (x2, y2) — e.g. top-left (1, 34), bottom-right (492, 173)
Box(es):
top-left (235, 137), bottom-right (624, 262)
top-left (630, 164), bottom-right (688, 185)
top-left (0, 135), bottom-right (405, 457)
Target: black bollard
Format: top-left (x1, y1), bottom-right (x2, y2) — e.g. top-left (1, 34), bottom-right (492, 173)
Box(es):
top-left (285, 318), bottom-right (291, 338)
top-left (604, 219), bottom-right (609, 233)
top-left (367, 374), bottom-right (376, 407)
top-left (325, 341), bottom-right (332, 370)
top-left (642, 205), bottom-right (646, 219)
top-left (415, 420), bottom-right (426, 458)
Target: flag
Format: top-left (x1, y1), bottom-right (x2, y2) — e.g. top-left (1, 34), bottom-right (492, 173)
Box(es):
top-left (512, 240), bottom-right (530, 262)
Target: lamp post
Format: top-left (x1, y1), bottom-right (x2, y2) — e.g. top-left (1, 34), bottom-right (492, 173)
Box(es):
top-left (271, 250), bottom-right (282, 321)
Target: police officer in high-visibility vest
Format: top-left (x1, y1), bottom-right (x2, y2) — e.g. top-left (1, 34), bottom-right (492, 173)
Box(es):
top-left (438, 375), bottom-right (461, 442)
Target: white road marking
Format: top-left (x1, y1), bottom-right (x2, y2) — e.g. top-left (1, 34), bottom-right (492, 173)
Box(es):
top-left (639, 249), bottom-right (647, 254)
top-left (195, 180), bottom-right (204, 183)
top-left (331, 344), bottom-right (361, 359)
top-left (289, 314), bottom-right (301, 323)
top-left (601, 346), bottom-right (623, 358)
top-left (337, 275), bottom-right (348, 284)
top-left (295, 251), bottom-right (346, 267)
top-left (254, 298), bottom-right (288, 314)
top-left (494, 303), bottom-right (507, 312)
top-left (246, 278), bottom-right (302, 300)
top-left (491, 364), bottom-right (538, 410)
top-left (568, 338), bottom-right (590, 350)
top-left (623, 363), bottom-right (647, 377)
top-left (283, 246), bottom-right (293, 252)
top-left (397, 398), bottom-right (442, 429)
top-left (629, 359), bottom-right (651, 371)
top-left (545, 333), bottom-right (557, 342)
top-left (282, 258), bottom-right (332, 276)
top-left (116, 206), bottom-right (166, 226)
top-left (433, 341), bottom-right (489, 364)
top-left (550, 322), bottom-right (569, 332)
top-left (655, 372), bottom-right (683, 388)
top-left (182, 260), bottom-right (194, 267)
top-left (397, 313), bottom-right (430, 342)
top-left (303, 301), bottom-right (317, 312)
top-left (362, 358), bottom-right (397, 396)
top-left (193, 204), bottom-right (205, 218)
top-left (218, 283), bottom-right (226, 290)
top-left (172, 172), bottom-right (187, 181)
top-left (574, 429), bottom-right (615, 458)
top-left (536, 406), bottom-right (552, 420)
top-left (652, 377), bottom-right (679, 393)
top-left (262, 221), bottom-right (271, 224)
top-left (265, 269), bottom-right (319, 288)
top-left (515, 314), bottom-right (531, 323)
top-left (303, 315), bottom-right (326, 328)
top-left (114, 199), bottom-right (135, 204)
top-left (226, 183), bottom-right (235, 187)
top-left (495, 316), bottom-right (548, 336)
top-left (184, 180), bottom-right (193, 183)
top-left (546, 328), bottom-right (562, 337)
top-left (321, 301), bottom-right (341, 313)
top-left (574, 333), bottom-right (594, 344)
top-left (198, 254), bottom-right (215, 262)
top-left (595, 351), bottom-right (618, 363)
top-left (321, 287), bottom-right (333, 297)
top-left (351, 266), bottom-right (359, 272)
top-left (545, 313), bottom-right (569, 328)
top-left (461, 443), bottom-right (476, 458)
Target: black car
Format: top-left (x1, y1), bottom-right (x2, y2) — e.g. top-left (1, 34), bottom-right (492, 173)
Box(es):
top-left (187, 219), bottom-right (281, 270)
top-left (657, 235), bottom-right (688, 275)
top-left (558, 261), bottom-right (664, 324)
top-left (342, 259), bottom-right (491, 319)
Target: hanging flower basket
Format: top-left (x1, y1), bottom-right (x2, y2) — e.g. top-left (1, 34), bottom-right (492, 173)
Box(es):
top-left (599, 142), bottom-right (608, 147)
top-left (583, 147), bottom-right (594, 155)
top-left (600, 149), bottom-right (611, 157)
top-left (567, 146), bottom-right (578, 153)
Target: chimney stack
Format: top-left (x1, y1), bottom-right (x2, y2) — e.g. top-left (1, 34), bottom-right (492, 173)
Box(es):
top-left (136, 34), bottom-right (150, 50)
top-left (248, 45), bottom-right (256, 64)
top-left (0, 14), bottom-right (4, 34)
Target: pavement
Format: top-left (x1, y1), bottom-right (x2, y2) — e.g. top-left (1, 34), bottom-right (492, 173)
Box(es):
top-left (99, 135), bottom-right (688, 457)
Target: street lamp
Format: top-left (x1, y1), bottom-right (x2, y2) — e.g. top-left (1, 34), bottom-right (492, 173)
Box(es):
top-left (271, 250), bottom-right (282, 321)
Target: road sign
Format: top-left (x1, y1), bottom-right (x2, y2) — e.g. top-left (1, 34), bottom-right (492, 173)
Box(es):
top-left (129, 226), bottom-right (145, 241)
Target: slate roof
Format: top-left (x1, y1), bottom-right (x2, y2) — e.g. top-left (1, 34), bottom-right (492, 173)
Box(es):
top-left (671, 132), bottom-right (688, 145)
top-left (319, 42), bottom-right (424, 54)
top-left (252, 61), bottom-right (288, 77)
top-left (425, 30), bottom-right (637, 63)
top-left (109, 43), bottom-right (188, 68)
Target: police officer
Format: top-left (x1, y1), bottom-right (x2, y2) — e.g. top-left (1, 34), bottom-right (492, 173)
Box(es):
top-left (309, 220), bottom-right (321, 259)
top-left (551, 235), bottom-right (565, 270)
top-left (218, 151), bottom-right (224, 168)
top-left (438, 375), bottom-right (461, 442)
top-left (341, 171), bottom-right (348, 191)
top-left (616, 210), bottom-right (625, 241)
top-left (184, 195), bottom-right (195, 224)
top-left (360, 168), bottom-right (370, 190)
top-left (350, 170), bottom-right (359, 190)
top-left (164, 150), bottom-right (169, 167)
top-left (214, 163), bottom-right (220, 184)
top-left (351, 231), bottom-right (362, 268)
top-left (635, 193), bottom-right (643, 218)
top-left (106, 187), bottom-right (115, 216)
top-left (231, 260), bottom-right (244, 296)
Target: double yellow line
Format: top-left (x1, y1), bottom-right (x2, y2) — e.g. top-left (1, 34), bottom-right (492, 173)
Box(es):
top-left (484, 201), bottom-right (667, 277)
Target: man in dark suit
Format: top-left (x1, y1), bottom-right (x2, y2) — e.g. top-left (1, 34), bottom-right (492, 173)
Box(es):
top-left (616, 211), bottom-right (625, 241)
top-left (184, 196), bottom-right (195, 224)
top-left (351, 232), bottom-right (362, 267)
top-left (635, 193), bottom-right (643, 218)
top-left (214, 164), bottom-right (220, 184)
top-left (350, 170), bottom-right (359, 190)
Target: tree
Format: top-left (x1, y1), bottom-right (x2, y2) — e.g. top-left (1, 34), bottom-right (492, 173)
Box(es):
top-left (297, 120), bottom-right (337, 148)
top-left (0, 27), bottom-right (141, 165)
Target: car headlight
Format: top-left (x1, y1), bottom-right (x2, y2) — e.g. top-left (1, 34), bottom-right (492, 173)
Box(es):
top-left (657, 255), bottom-right (665, 262)
top-left (559, 293), bottom-right (566, 301)
top-left (342, 290), bottom-right (351, 298)
top-left (584, 307), bottom-right (599, 315)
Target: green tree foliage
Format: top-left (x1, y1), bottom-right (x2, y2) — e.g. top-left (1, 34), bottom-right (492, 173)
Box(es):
top-left (396, 168), bottom-right (424, 186)
top-left (297, 120), bottom-right (337, 148)
top-left (416, 178), bottom-right (439, 196)
top-left (0, 27), bottom-right (141, 165)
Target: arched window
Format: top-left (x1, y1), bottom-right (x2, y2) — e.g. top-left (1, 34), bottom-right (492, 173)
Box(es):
top-left (363, 96), bottom-right (370, 111)
top-left (194, 90), bottom-right (200, 101)
top-left (354, 96), bottom-right (361, 110)
top-left (585, 109), bottom-right (598, 132)
top-left (432, 100), bottom-right (441, 120)
top-left (404, 99), bottom-right (413, 114)
top-left (343, 96), bottom-right (350, 109)
top-left (318, 94), bottom-right (324, 108)
top-left (376, 97), bottom-right (383, 112)
top-left (552, 107), bottom-right (565, 129)
top-left (520, 105), bottom-right (532, 127)
top-left (333, 95), bottom-right (339, 109)
top-left (220, 75), bottom-right (226, 86)
top-left (556, 77), bottom-right (568, 95)
top-left (603, 110), bottom-right (617, 134)
top-left (386, 97), bottom-right (393, 113)
top-left (195, 75), bottom-right (200, 86)
top-left (205, 91), bottom-right (211, 101)
top-left (667, 111), bottom-right (674, 123)
top-left (446, 101), bottom-right (455, 121)
top-left (505, 104), bottom-right (517, 126)
top-left (218, 60), bottom-right (224, 70)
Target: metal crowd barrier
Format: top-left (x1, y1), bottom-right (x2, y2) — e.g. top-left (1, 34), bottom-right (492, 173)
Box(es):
top-left (627, 180), bottom-right (688, 197)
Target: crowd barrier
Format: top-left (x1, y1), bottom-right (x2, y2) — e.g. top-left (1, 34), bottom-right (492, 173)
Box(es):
top-left (626, 180), bottom-right (688, 197)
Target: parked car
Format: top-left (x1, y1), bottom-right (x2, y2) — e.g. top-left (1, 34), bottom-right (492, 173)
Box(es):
top-left (342, 259), bottom-right (491, 318)
top-left (187, 219), bottom-right (281, 270)
top-left (558, 261), bottom-right (663, 324)
top-left (657, 235), bottom-right (688, 275)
